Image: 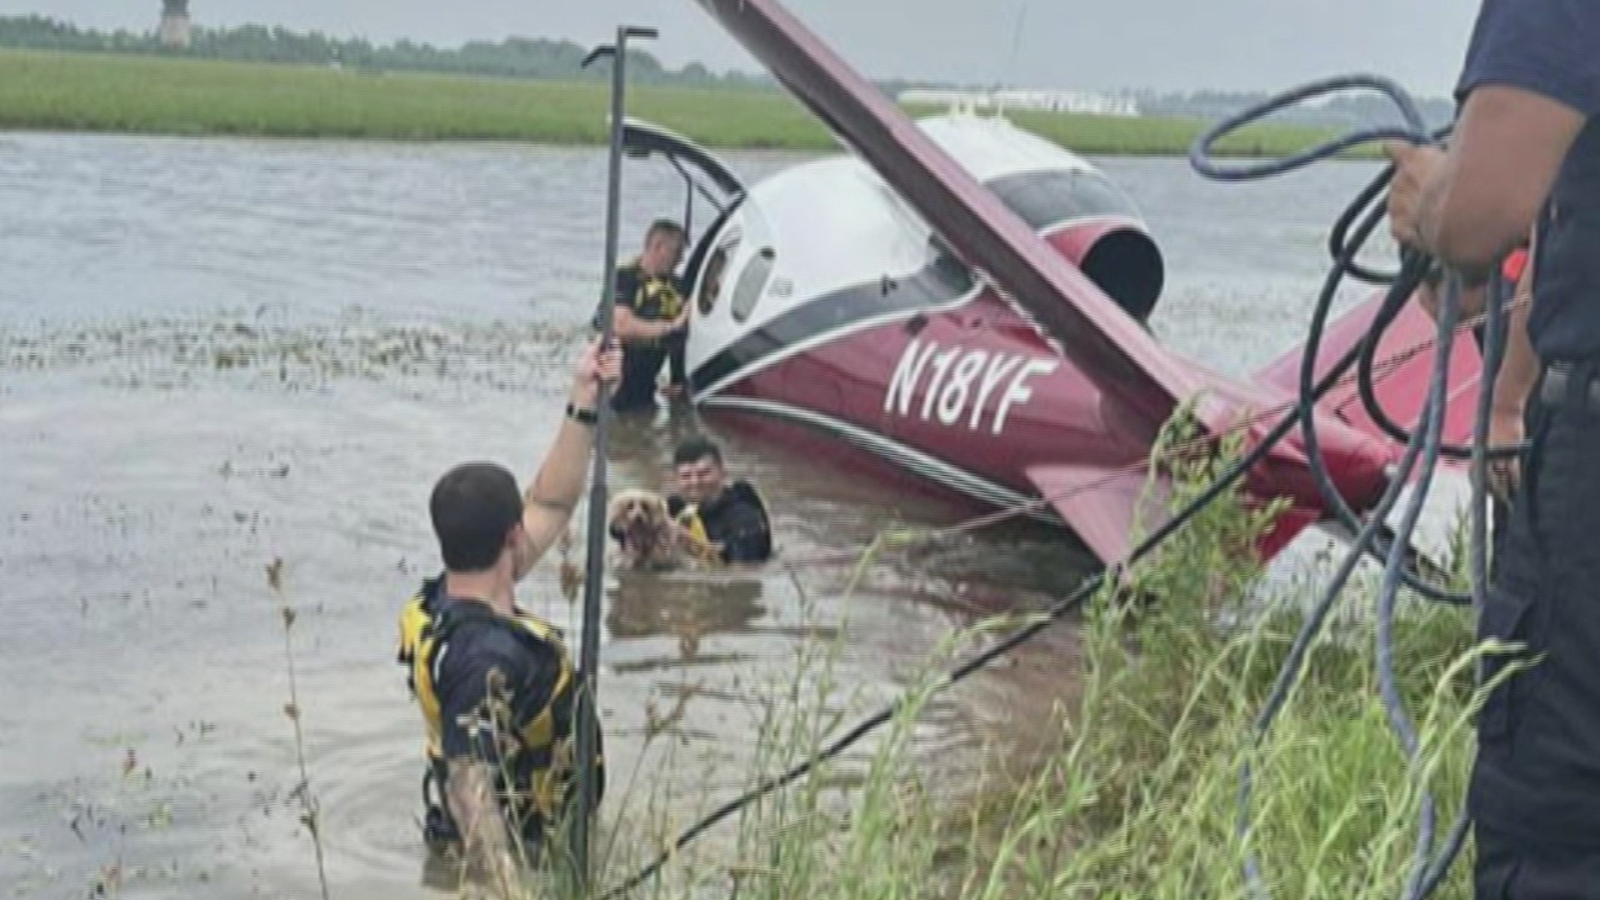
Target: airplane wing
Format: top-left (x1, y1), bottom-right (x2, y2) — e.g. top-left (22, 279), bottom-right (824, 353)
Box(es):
top-left (689, 0), bottom-right (1208, 427)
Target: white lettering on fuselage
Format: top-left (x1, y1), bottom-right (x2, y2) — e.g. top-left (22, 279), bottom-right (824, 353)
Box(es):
top-left (882, 338), bottom-right (1058, 435)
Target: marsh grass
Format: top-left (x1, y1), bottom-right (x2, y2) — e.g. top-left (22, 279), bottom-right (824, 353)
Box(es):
top-left (267, 556), bottom-right (332, 900)
top-left (938, 412), bottom-right (1492, 900)
top-left (0, 48), bottom-right (1372, 158)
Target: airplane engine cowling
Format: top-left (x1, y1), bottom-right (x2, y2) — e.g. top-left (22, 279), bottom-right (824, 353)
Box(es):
top-left (1044, 218), bottom-right (1165, 324)
top-left (911, 114), bottom-right (1168, 325)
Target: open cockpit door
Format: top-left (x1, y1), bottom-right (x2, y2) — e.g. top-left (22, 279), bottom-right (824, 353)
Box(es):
top-left (622, 117), bottom-right (752, 326)
top-left (624, 117), bottom-right (746, 212)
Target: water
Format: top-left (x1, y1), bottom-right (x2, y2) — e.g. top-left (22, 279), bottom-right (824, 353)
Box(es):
top-left (0, 132), bottom-right (1445, 899)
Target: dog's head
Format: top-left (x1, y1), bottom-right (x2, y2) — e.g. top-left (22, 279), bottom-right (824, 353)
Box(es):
top-left (607, 489), bottom-right (676, 564)
top-left (608, 489), bottom-right (670, 536)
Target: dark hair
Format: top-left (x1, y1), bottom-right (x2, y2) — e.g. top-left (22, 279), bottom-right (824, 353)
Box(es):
top-left (672, 434), bottom-right (723, 467)
top-left (429, 461), bottom-right (523, 572)
top-left (646, 219), bottom-right (686, 243)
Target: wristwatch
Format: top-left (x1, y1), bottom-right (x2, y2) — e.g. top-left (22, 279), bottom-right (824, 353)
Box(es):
top-left (566, 403), bottom-right (598, 425)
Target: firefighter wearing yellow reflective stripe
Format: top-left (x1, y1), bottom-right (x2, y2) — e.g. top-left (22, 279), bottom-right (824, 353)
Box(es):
top-left (593, 220), bottom-right (690, 413)
top-left (395, 339), bottom-right (620, 876)
top-left (666, 435), bottom-right (774, 564)
top-left (396, 576), bottom-right (601, 848)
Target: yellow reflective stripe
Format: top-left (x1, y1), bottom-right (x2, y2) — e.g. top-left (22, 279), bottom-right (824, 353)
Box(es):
top-left (397, 594), bottom-right (430, 661)
top-left (410, 602), bottom-right (573, 773)
top-left (676, 505), bottom-right (710, 547)
top-left (641, 275), bottom-right (684, 319)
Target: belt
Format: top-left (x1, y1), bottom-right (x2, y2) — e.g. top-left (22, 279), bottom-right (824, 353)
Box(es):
top-left (1540, 360), bottom-right (1600, 414)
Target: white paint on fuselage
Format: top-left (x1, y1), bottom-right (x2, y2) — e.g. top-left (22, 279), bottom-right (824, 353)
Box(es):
top-left (682, 113), bottom-right (1127, 389)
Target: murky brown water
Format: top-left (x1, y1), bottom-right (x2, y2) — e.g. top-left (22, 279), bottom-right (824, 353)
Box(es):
top-left (0, 131), bottom-right (1421, 899)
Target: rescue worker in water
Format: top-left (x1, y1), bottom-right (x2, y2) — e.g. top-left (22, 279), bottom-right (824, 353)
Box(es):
top-left (595, 219), bottom-right (692, 414)
top-left (667, 435), bottom-right (773, 564)
top-left (396, 336), bottom-right (621, 884)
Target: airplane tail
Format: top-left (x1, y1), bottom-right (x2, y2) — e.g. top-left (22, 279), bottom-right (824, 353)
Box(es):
top-left (1023, 290), bottom-right (1486, 570)
top-left (1250, 287), bottom-right (1486, 470)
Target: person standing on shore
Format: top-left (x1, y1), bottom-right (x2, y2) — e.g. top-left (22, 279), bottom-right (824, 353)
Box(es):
top-left (1385, 1), bottom-right (1600, 894)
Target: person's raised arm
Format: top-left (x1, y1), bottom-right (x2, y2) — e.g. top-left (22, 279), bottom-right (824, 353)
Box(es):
top-left (514, 339), bottom-right (622, 581)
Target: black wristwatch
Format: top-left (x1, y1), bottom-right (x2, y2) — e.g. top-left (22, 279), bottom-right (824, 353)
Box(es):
top-left (566, 403), bottom-right (598, 425)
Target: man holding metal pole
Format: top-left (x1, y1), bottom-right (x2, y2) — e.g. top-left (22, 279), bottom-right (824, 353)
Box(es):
top-left (395, 337), bottom-right (621, 889)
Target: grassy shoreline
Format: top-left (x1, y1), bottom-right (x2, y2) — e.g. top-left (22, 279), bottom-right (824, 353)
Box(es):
top-left (0, 47), bottom-right (1376, 158)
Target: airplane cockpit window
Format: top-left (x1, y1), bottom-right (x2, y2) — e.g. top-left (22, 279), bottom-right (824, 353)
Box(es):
top-left (987, 169), bottom-right (1143, 232)
top-left (699, 244), bottom-right (732, 315)
top-left (730, 248), bottom-right (775, 323)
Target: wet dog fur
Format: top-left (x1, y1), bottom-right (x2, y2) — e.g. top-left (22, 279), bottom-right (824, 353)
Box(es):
top-left (606, 488), bottom-right (719, 571)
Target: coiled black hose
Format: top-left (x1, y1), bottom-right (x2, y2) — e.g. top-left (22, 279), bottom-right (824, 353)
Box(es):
top-left (1190, 72), bottom-right (1522, 900)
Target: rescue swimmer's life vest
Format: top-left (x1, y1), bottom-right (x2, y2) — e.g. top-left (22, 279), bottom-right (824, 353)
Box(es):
top-left (674, 503), bottom-right (712, 549)
top-left (594, 260), bottom-right (686, 340)
top-left (637, 269), bottom-right (685, 323)
top-left (395, 578), bottom-right (601, 826)
top-left (671, 481), bottom-right (770, 561)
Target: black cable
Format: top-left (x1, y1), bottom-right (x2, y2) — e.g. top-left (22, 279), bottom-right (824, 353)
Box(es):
top-left (1407, 259), bottom-right (1513, 900)
top-left (1239, 308), bottom-right (1436, 900)
top-left (1293, 190), bottom-right (1473, 606)
top-left (1192, 73), bottom-right (1475, 604)
top-left (1189, 73), bottom-right (1510, 900)
top-left (1328, 166), bottom-right (1402, 285)
top-left (1188, 74), bottom-right (1428, 181)
top-left (1326, 125), bottom-right (1452, 286)
top-left (1354, 282), bottom-right (1523, 463)
top-left (1380, 272), bottom-right (1457, 900)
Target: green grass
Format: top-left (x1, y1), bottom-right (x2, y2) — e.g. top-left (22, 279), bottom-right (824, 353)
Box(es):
top-left (957, 418), bottom-right (1488, 900)
top-left (0, 48), bottom-right (1375, 157)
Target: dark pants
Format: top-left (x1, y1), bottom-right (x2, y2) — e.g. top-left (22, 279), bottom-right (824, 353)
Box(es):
top-left (1470, 358), bottom-right (1600, 897)
top-left (1476, 824), bottom-right (1600, 899)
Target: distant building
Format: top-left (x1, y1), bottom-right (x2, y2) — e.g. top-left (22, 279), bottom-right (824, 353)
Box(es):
top-left (899, 87), bottom-right (1140, 117)
top-left (159, 0), bottom-right (191, 50)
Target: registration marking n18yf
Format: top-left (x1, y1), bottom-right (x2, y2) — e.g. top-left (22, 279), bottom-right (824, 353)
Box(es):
top-left (883, 338), bottom-right (1058, 434)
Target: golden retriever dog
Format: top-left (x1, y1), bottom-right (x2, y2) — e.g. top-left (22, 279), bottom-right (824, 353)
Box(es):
top-left (606, 488), bottom-right (720, 571)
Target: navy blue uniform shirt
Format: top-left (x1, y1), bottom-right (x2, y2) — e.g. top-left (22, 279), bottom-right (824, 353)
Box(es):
top-left (600, 263), bottom-right (689, 412)
top-left (433, 602), bottom-right (561, 774)
top-left (1456, 0), bottom-right (1600, 360)
top-left (667, 480), bottom-right (773, 564)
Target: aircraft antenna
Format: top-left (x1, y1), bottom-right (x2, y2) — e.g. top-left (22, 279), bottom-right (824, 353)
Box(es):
top-left (1005, 3), bottom-right (1028, 84)
top-left (997, 1), bottom-right (1028, 120)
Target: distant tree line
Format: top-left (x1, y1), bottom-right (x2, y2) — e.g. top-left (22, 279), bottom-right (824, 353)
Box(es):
top-left (0, 14), bottom-right (774, 88)
top-left (0, 14), bottom-right (1456, 129)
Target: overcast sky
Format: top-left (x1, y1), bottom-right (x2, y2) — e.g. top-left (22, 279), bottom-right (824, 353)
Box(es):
top-left (5, 0), bottom-right (1483, 97)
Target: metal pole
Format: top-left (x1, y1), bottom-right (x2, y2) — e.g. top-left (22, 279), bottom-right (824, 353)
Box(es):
top-left (573, 23), bottom-right (655, 894)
